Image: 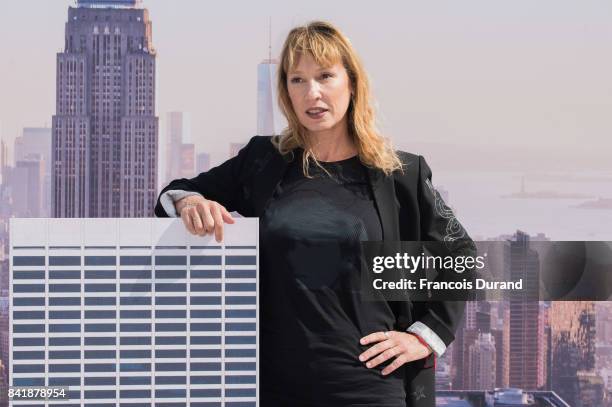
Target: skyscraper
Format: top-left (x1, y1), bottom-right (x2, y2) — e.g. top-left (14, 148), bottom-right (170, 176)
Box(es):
top-left (256, 21), bottom-right (285, 136)
top-left (164, 112), bottom-right (191, 184)
top-left (14, 128), bottom-right (52, 166)
top-left (507, 231), bottom-right (546, 390)
top-left (10, 157), bottom-right (44, 218)
top-left (15, 128), bottom-right (52, 216)
top-left (257, 60), bottom-right (283, 136)
top-left (0, 139), bottom-right (8, 185)
top-left (464, 301), bottom-right (478, 330)
top-left (196, 152), bottom-right (210, 174)
top-left (550, 301), bottom-right (597, 406)
top-left (52, 0), bottom-right (158, 218)
top-left (468, 332), bottom-right (496, 390)
top-left (229, 142), bottom-right (246, 159)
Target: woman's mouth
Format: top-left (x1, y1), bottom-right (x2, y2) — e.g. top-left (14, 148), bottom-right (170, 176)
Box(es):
top-left (306, 108), bottom-right (328, 119)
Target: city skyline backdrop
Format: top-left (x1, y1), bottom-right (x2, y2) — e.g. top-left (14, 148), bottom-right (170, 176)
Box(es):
top-left (0, 2), bottom-right (611, 405)
top-left (1, 0), bottom-right (612, 172)
top-left (1, 0), bottom-right (611, 240)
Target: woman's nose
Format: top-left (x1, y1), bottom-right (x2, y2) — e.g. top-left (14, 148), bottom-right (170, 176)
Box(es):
top-left (305, 80), bottom-right (322, 100)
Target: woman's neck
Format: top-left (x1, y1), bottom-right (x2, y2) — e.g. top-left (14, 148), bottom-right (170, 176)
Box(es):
top-left (306, 127), bottom-right (357, 162)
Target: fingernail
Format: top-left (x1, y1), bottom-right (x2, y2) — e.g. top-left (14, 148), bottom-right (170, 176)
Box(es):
top-left (366, 362), bottom-right (371, 368)
top-left (358, 355), bottom-right (364, 361)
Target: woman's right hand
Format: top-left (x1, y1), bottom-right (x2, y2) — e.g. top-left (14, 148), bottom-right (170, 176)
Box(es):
top-left (175, 195), bottom-right (235, 242)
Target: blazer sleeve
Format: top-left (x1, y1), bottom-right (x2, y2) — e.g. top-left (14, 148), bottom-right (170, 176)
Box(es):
top-left (154, 136), bottom-right (258, 217)
top-left (411, 155), bottom-right (476, 350)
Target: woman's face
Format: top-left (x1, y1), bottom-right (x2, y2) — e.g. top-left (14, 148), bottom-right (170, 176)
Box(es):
top-left (287, 52), bottom-right (353, 136)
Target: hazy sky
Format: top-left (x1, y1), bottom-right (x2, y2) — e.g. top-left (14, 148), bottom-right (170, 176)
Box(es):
top-left (1, 0), bottom-right (611, 171)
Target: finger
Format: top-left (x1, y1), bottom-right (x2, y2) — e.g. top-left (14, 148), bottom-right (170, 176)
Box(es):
top-left (221, 206), bottom-right (235, 224)
top-left (197, 203), bottom-right (215, 235)
top-left (180, 208), bottom-right (196, 235)
top-left (360, 330), bottom-right (394, 346)
top-left (365, 346), bottom-right (401, 369)
top-left (188, 207), bottom-right (206, 236)
top-left (210, 204), bottom-right (224, 243)
top-left (381, 354), bottom-right (407, 376)
top-left (358, 339), bottom-right (395, 362)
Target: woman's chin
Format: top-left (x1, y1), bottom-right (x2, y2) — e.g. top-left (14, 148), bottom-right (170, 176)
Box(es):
top-left (302, 123), bottom-right (335, 134)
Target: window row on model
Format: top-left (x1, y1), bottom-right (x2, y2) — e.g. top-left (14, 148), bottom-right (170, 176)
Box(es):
top-left (13, 255), bottom-right (257, 266)
top-left (13, 283), bottom-right (255, 293)
top-left (14, 375), bottom-right (256, 386)
top-left (13, 309), bottom-right (256, 319)
top-left (13, 295), bottom-right (257, 306)
top-left (14, 362), bottom-right (257, 373)
top-left (10, 386), bottom-right (256, 401)
top-left (13, 322), bottom-right (256, 333)
top-left (13, 269), bottom-right (256, 279)
top-left (13, 348), bottom-right (257, 360)
top-left (11, 403), bottom-right (256, 407)
top-left (13, 335), bottom-right (256, 346)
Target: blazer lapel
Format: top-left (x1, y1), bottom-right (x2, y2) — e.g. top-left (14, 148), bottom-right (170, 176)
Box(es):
top-left (251, 149), bottom-right (292, 216)
top-left (366, 167), bottom-right (400, 241)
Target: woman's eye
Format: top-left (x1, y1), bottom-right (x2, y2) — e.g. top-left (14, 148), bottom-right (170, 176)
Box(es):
top-left (321, 73), bottom-right (333, 80)
top-left (290, 77), bottom-right (302, 84)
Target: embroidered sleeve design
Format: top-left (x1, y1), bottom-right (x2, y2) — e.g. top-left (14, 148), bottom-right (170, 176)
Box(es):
top-left (424, 178), bottom-right (466, 244)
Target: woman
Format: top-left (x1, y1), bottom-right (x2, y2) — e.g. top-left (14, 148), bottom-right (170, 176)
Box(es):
top-left (155, 21), bottom-right (474, 406)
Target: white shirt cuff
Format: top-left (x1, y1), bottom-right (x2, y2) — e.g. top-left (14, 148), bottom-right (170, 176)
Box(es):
top-left (159, 190), bottom-right (203, 218)
top-left (406, 321), bottom-right (447, 357)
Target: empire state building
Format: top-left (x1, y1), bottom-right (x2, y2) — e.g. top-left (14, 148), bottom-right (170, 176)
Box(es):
top-left (52, 0), bottom-right (158, 217)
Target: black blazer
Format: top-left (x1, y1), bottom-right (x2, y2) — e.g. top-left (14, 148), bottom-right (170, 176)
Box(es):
top-left (155, 135), bottom-right (475, 406)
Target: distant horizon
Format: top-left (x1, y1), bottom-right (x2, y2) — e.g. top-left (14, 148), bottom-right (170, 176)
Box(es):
top-left (1, 0), bottom-right (611, 172)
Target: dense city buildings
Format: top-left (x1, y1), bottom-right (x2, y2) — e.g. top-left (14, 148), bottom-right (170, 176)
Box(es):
top-left (0, 1), bottom-right (610, 405)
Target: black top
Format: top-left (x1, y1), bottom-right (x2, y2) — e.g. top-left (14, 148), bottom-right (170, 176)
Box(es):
top-left (259, 153), bottom-right (407, 406)
top-left (156, 135), bottom-right (474, 407)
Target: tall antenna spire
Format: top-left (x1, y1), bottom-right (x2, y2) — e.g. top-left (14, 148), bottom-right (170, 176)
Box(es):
top-left (268, 16), bottom-right (272, 61)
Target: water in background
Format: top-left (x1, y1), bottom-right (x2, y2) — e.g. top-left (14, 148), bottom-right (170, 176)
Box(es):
top-left (435, 171), bottom-right (612, 241)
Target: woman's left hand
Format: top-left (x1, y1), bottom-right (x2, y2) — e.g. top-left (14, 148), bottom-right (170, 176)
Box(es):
top-left (358, 330), bottom-right (432, 375)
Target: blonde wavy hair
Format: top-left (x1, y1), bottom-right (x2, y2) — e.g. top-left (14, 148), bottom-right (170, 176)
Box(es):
top-left (273, 20), bottom-right (403, 177)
